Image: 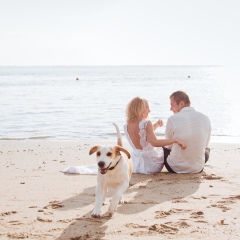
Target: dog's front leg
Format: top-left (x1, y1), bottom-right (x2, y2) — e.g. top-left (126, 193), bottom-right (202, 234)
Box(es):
top-left (92, 183), bottom-right (103, 218)
top-left (102, 186), bottom-right (107, 205)
top-left (92, 174), bottom-right (108, 218)
top-left (108, 182), bottom-right (128, 217)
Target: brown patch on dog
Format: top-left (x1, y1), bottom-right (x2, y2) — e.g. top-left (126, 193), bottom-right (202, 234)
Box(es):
top-left (114, 146), bottom-right (131, 159)
top-left (89, 145), bottom-right (100, 155)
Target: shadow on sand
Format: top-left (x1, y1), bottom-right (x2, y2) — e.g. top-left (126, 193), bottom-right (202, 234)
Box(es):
top-left (56, 172), bottom-right (202, 239)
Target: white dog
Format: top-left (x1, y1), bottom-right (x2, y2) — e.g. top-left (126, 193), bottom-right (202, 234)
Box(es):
top-left (89, 123), bottom-right (133, 218)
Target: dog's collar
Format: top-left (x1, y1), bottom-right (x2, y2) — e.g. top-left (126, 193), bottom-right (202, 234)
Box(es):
top-left (109, 157), bottom-right (121, 171)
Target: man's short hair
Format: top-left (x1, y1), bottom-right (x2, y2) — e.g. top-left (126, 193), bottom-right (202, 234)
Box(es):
top-left (170, 91), bottom-right (191, 105)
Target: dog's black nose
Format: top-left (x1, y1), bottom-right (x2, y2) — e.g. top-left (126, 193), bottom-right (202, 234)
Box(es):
top-left (98, 161), bottom-right (105, 168)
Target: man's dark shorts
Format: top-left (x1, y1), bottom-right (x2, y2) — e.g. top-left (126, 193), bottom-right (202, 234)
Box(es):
top-left (162, 147), bottom-right (210, 173)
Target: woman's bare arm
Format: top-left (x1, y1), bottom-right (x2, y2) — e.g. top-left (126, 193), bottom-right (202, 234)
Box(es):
top-left (146, 121), bottom-right (186, 149)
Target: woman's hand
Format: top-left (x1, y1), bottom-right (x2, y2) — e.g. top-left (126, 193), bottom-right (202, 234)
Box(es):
top-left (156, 119), bottom-right (164, 127)
top-left (176, 140), bottom-right (187, 149)
top-left (153, 119), bottom-right (164, 131)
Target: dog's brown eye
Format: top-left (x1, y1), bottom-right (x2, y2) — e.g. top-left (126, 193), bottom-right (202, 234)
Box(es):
top-left (107, 152), bottom-right (112, 157)
top-left (97, 151), bottom-right (101, 156)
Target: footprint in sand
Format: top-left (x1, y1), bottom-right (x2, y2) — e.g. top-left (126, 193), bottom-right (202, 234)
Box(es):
top-left (225, 195), bottom-right (240, 201)
top-left (210, 195), bottom-right (240, 212)
top-left (43, 200), bottom-right (64, 209)
top-left (164, 221), bottom-right (191, 229)
top-left (126, 220), bottom-right (191, 235)
top-left (150, 223), bottom-right (179, 234)
top-left (202, 173), bottom-right (222, 180)
top-left (8, 221), bottom-right (24, 225)
top-left (0, 211), bottom-right (17, 216)
top-left (210, 204), bottom-right (230, 212)
top-left (190, 211), bottom-right (204, 218)
top-left (155, 208), bottom-right (191, 219)
top-left (172, 198), bottom-right (188, 203)
top-left (57, 219), bottom-right (74, 223)
top-left (44, 211), bottom-right (53, 215)
top-left (126, 222), bottom-right (180, 236)
top-left (125, 223), bottom-right (151, 237)
top-left (126, 223), bottom-right (148, 229)
top-left (37, 216), bottom-right (52, 222)
top-left (7, 233), bottom-right (29, 239)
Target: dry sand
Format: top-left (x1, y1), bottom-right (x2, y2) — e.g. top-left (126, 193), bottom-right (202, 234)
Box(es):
top-left (0, 140), bottom-right (240, 240)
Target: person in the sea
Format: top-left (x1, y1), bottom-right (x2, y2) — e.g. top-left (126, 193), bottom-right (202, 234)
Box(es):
top-left (163, 90), bottom-right (211, 174)
top-left (124, 96), bottom-right (186, 174)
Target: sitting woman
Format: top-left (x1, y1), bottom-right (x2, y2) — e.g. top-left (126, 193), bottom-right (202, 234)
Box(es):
top-left (124, 97), bottom-right (186, 174)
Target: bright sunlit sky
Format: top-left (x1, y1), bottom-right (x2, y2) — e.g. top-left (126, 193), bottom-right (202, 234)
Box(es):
top-left (0, 0), bottom-right (239, 66)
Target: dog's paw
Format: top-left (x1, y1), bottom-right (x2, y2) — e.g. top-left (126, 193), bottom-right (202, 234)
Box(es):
top-left (91, 213), bottom-right (101, 218)
top-left (108, 205), bottom-right (117, 215)
top-left (107, 211), bottom-right (114, 218)
top-left (119, 197), bottom-right (124, 204)
top-left (91, 209), bottom-right (101, 218)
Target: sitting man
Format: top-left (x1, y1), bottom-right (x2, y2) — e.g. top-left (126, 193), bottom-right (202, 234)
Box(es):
top-left (164, 90), bottom-right (211, 173)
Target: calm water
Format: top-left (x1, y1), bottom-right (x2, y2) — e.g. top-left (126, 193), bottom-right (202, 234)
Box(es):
top-left (0, 65), bottom-right (240, 143)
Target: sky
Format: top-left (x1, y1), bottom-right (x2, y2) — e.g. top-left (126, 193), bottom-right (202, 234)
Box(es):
top-left (0, 0), bottom-right (239, 66)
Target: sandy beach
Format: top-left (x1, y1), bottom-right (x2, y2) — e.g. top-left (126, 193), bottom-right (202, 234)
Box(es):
top-left (0, 140), bottom-right (240, 240)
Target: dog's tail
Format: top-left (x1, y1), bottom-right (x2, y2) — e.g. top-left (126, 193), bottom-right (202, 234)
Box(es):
top-left (112, 122), bottom-right (122, 147)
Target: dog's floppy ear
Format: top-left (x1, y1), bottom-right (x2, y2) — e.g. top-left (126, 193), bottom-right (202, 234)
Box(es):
top-left (89, 145), bottom-right (100, 155)
top-left (115, 146), bottom-right (131, 159)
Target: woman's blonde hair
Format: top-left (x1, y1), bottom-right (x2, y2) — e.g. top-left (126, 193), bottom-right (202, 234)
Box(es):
top-left (126, 97), bottom-right (148, 123)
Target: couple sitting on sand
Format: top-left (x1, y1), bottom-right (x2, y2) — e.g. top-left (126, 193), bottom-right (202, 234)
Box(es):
top-left (63, 90), bottom-right (211, 175)
top-left (125, 91), bottom-right (211, 174)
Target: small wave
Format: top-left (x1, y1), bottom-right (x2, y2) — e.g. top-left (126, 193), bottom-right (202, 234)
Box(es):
top-left (28, 136), bottom-right (52, 140)
top-left (0, 136), bottom-right (52, 141)
top-left (0, 137), bottom-right (26, 140)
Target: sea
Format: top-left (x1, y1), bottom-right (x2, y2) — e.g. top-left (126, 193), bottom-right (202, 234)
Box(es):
top-left (1, 65), bottom-right (240, 143)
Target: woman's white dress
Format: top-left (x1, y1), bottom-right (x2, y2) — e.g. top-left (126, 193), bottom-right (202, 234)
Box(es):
top-left (124, 120), bottom-right (164, 174)
top-left (62, 120), bottom-right (164, 175)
